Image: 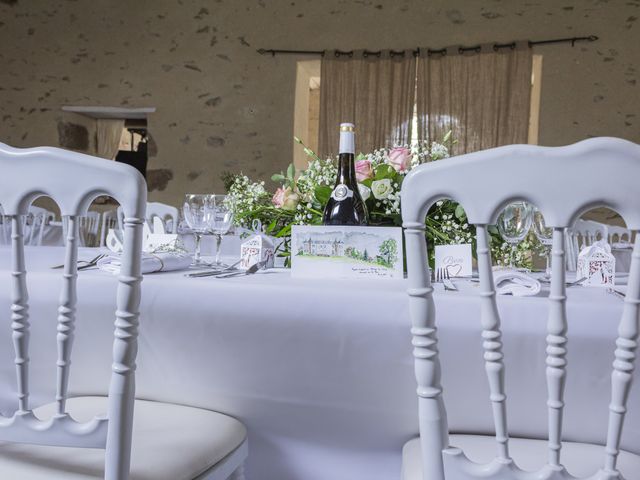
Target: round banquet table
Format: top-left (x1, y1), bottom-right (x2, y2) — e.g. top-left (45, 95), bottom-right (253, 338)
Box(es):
top-left (0, 247), bottom-right (637, 480)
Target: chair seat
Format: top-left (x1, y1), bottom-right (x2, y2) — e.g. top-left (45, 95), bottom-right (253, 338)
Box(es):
top-left (0, 396), bottom-right (247, 480)
top-left (402, 434), bottom-right (640, 479)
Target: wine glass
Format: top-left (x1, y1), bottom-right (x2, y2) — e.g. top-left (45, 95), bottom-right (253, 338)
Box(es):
top-left (183, 194), bottom-right (214, 265)
top-left (532, 208), bottom-right (553, 277)
top-left (210, 194), bottom-right (234, 266)
top-left (497, 201), bottom-right (533, 269)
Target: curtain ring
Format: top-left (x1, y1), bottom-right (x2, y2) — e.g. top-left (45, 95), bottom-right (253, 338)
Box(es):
top-left (363, 51), bottom-right (368, 58)
top-left (510, 42), bottom-right (516, 50)
top-left (475, 46), bottom-right (481, 53)
top-left (458, 47), bottom-right (464, 55)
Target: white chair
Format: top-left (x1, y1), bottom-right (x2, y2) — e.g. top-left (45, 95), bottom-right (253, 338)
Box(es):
top-left (146, 201), bottom-right (179, 233)
top-left (0, 205), bottom-right (9, 245)
top-left (0, 142), bottom-right (248, 480)
top-left (100, 209), bottom-right (120, 247)
top-left (25, 206), bottom-right (56, 246)
top-left (63, 211), bottom-right (101, 247)
top-left (566, 219), bottom-right (610, 271)
top-left (400, 137), bottom-right (640, 480)
top-left (571, 219), bottom-right (609, 249)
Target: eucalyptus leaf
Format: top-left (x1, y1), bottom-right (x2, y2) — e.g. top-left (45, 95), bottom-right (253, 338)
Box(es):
top-left (271, 173), bottom-right (285, 182)
top-left (287, 163), bottom-right (295, 181)
top-left (454, 204), bottom-right (466, 220)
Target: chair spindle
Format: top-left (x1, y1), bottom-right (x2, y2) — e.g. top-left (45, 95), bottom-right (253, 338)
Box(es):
top-left (56, 215), bottom-right (79, 415)
top-left (546, 228), bottom-right (569, 467)
top-left (404, 221), bottom-right (447, 480)
top-left (475, 225), bottom-right (510, 461)
top-left (603, 233), bottom-right (640, 474)
top-left (10, 215), bottom-right (31, 413)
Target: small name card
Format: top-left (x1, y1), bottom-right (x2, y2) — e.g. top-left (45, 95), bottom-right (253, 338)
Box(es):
top-left (434, 244), bottom-right (472, 277)
top-left (291, 225), bottom-right (404, 279)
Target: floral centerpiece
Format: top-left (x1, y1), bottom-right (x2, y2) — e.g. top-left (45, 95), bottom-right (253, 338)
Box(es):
top-left (223, 134), bottom-right (538, 268)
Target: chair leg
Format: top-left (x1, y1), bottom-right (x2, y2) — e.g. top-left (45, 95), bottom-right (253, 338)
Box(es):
top-left (228, 464), bottom-right (245, 480)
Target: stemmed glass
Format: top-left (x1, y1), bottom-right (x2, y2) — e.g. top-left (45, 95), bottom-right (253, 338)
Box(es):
top-left (210, 194), bottom-right (234, 267)
top-left (183, 194), bottom-right (214, 265)
top-left (532, 209), bottom-right (553, 277)
top-left (497, 201), bottom-right (533, 269)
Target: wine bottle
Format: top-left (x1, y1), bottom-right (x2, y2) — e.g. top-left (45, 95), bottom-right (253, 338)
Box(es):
top-left (322, 123), bottom-right (369, 226)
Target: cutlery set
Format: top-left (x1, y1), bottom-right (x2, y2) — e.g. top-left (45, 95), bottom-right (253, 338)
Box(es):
top-left (50, 253), bottom-right (107, 270)
top-left (186, 260), bottom-right (266, 279)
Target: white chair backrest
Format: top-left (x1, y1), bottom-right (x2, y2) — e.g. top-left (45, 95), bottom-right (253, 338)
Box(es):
top-left (571, 219), bottom-right (609, 249)
top-left (0, 205), bottom-right (8, 245)
top-left (0, 142), bottom-right (146, 479)
top-left (608, 224), bottom-right (633, 244)
top-left (401, 137), bottom-right (640, 480)
top-left (100, 209), bottom-right (120, 247)
top-left (26, 206), bottom-right (55, 246)
top-left (146, 202), bottom-right (178, 233)
top-left (63, 211), bottom-right (101, 247)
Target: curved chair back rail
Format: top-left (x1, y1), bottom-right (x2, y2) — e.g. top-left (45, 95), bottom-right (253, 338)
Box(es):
top-left (146, 202), bottom-right (179, 233)
top-left (400, 137), bottom-right (640, 480)
top-left (0, 142), bottom-right (146, 479)
top-left (608, 224), bottom-right (634, 244)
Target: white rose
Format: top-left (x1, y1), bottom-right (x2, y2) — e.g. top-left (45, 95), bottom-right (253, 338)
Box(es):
top-left (358, 184), bottom-right (371, 201)
top-left (371, 179), bottom-right (392, 200)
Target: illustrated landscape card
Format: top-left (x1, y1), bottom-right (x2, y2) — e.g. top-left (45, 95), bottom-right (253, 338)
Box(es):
top-left (291, 225), bottom-right (404, 279)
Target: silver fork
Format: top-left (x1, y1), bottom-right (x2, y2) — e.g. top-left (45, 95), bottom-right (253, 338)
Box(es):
top-left (607, 288), bottom-right (625, 301)
top-left (77, 253), bottom-right (107, 271)
top-left (433, 267), bottom-right (458, 291)
top-left (51, 253), bottom-right (105, 270)
top-left (186, 259), bottom-right (242, 278)
top-left (214, 260), bottom-right (266, 279)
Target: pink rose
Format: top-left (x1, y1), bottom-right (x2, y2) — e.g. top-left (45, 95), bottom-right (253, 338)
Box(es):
top-left (272, 187), bottom-right (300, 210)
top-left (272, 187), bottom-right (285, 208)
top-left (387, 147), bottom-right (412, 172)
top-left (355, 159), bottom-right (373, 182)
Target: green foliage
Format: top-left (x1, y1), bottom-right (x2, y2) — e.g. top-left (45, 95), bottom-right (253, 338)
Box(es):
top-left (220, 171), bottom-right (239, 192)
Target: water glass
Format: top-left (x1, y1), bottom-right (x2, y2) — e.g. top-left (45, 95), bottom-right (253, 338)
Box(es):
top-left (532, 208), bottom-right (553, 276)
top-left (497, 201), bottom-right (533, 268)
top-left (211, 194), bottom-right (234, 266)
top-left (183, 194), bottom-right (214, 265)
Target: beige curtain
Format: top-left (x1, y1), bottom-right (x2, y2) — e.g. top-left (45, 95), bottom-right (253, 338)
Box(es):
top-left (416, 43), bottom-right (532, 154)
top-left (96, 119), bottom-right (125, 160)
top-left (319, 50), bottom-right (416, 157)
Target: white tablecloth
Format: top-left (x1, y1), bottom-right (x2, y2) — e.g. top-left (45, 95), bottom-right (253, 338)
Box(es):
top-left (0, 247), bottom-right (638, 480)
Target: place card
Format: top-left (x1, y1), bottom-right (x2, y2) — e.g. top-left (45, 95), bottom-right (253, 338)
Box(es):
top-left (291, 225), bottom-right (403, 279)
top-left (434, 243), bottom-right (472, 277)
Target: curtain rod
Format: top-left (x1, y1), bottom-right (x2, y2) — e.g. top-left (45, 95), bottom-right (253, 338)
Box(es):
top-left (256, 35), bottom-right (598, 57)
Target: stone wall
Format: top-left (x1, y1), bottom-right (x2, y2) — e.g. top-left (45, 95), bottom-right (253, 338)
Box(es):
top-left (0, 0), bottom-right (638, 207)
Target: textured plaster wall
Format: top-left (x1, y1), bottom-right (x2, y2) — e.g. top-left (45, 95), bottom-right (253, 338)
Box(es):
top-left (0, 0), bottom-right (638, 206)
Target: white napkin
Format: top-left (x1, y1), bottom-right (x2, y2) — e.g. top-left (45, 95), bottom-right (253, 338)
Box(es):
top-left (97, 252), bottom-right (192, 275)
top-left (493, 269), bottom-right (541, 297)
